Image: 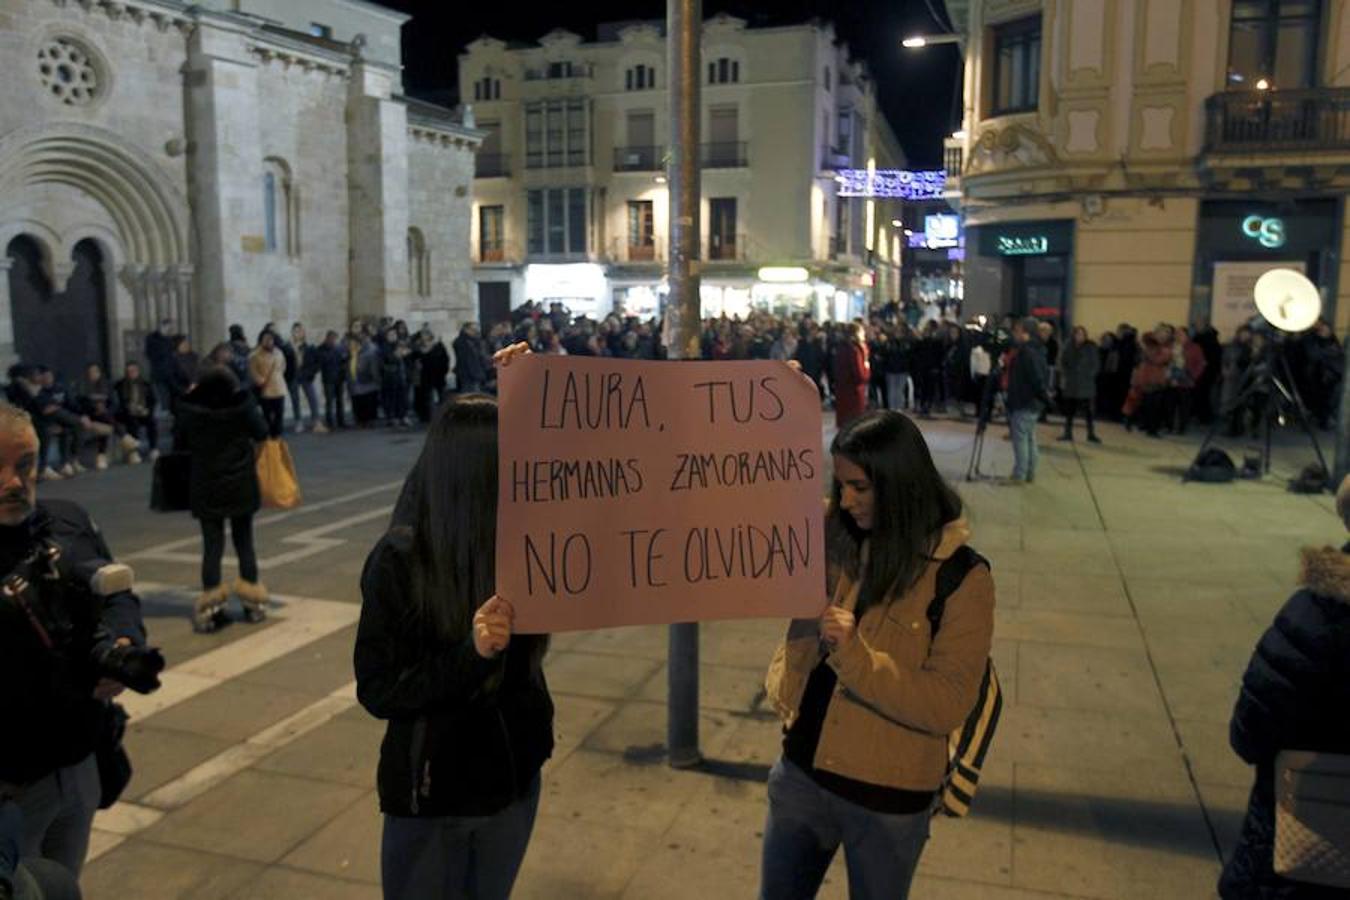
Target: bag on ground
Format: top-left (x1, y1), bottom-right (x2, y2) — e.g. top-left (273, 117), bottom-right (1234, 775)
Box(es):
top-left (928, 546), bottom-right (1003, 818)
top-left (256, 438), bottom-right (302, 509)
top-left (149, 452), bottom-right (192, 512)
top-left (1185, 448), bottom-right (1237, 484)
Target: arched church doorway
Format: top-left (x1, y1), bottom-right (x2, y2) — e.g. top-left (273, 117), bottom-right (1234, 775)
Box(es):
top-left (7, 235), bottom-right (110, 382)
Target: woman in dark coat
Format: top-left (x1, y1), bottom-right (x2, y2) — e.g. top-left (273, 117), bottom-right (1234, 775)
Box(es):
top-left (356, 346), bottom-right (553, 900)
top-left (1219, 476), bottom-right (1350, 899)
top-left (1058, 326), bottom-right (1101, 443)
top-left (831, 322), bottom-right (871, 429)
top-left (174, 365), bottom-right (270, 632)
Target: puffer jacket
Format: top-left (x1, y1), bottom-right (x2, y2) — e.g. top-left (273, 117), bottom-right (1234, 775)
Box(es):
top-left (1218, 546), bottom-right (1350, 899)
top-left (765, 519), bottom-right (996, 792)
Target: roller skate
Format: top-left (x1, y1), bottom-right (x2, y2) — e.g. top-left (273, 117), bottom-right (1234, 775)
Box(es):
top-left (233, 578), bottom-right (270, 624)
top-left (193, 584), bottom-right (231, 633)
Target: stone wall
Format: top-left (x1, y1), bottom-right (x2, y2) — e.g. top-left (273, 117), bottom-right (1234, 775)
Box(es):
top-left (407, 131), bottom-right (478, 338)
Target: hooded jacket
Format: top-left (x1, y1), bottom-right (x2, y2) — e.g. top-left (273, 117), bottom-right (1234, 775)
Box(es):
top-left (766, 519), bottom-right (995, 792)
top-left (1219, 546), bottom-right (1350, 899)
top-left (173, 389), bottom-right (269, 520)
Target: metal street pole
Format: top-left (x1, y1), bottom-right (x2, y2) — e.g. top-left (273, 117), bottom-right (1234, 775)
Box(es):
top-left (665, 0), bottom-right (702, 769)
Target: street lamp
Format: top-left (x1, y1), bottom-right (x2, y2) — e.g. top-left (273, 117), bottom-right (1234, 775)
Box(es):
top-left (903, 34), bottom-right (961, 48)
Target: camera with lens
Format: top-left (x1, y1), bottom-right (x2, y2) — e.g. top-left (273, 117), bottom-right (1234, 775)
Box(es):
top-left (1, 545), bottom-right (164, 695)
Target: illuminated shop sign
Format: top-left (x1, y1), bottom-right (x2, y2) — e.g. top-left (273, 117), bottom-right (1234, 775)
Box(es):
top-left (1242, 215), bottom-right (1287, 249)
top-left (835, 169), bottom-right (946, 200)
top-left (996, 235), bottom-right (1049, 255)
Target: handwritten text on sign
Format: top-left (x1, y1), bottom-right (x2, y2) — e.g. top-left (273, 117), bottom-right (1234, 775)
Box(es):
top-left (496, 356), bottom-right (826, 633)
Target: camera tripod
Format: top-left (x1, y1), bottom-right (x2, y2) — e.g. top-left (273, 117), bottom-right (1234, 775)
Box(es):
top-left (1187, 346), bottom-right (1329, 486)
top-left (966, 362), bottom-right (1005, 482)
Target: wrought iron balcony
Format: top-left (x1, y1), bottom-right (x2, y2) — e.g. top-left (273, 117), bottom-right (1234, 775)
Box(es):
top-left (1204, 87), bottom-right (1350, 154)
top-left (474, 153), bottom-right (509, 178)
top-left (614, 145), bottom-right (664, 172)
top-left (701, 141), bottom-right (748, 168)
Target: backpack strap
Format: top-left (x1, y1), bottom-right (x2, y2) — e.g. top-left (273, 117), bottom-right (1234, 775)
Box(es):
top-left (926, 545), bottom-right (989, 639)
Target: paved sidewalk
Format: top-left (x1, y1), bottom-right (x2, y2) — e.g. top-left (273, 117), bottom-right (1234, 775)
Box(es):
top-left (69, 415), bottom-right (1339, 899)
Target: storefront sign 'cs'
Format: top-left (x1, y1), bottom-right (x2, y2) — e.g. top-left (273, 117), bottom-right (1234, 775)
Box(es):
top-left (1242, 215), bottom-right (1286, 250)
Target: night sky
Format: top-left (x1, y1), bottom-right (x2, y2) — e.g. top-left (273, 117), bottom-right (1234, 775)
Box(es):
top-left (372, 0), bottom-right (963, 168)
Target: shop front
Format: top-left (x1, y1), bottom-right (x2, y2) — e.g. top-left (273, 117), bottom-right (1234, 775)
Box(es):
top-left (964, 219), bottom-right (1075, 328)
top-left (1193, 198), bottom-right (1342, 338)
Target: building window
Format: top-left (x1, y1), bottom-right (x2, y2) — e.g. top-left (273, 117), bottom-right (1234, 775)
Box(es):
top-left (991, 15), bottom-right (1041, 114)
top-left (1228, 0), bottom-right (1322, 89)
top-left (309, 22), bottom-right (333, 39)
top-left (480, 206), bottom-right (504, 262)
top-left (525, 100), bottom-right (588, 168)
top-left (627, 201), bottom-right (655, 261)
top-left (527, 189), bottom-right (587, 256)
top-left (261, 157), bottom-right (297, 256)
top-left (824, 66), bottom-right (831, 92)
top-left (708, 57), bottom-right (740, 84)
top-left (625, 65), bottom-right (656, 91)
top-left (407, 227), bottom-right (430, 297)
top-left (547, 61), bottom-right (576, 79)
top-left (473, 77), bottom-right (501, 101)
top-left (709, 198), bottom-right (737, 260)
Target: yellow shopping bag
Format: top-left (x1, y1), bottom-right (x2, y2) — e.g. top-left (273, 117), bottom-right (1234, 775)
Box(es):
top-left (256, 438), bottom-right (302, 509)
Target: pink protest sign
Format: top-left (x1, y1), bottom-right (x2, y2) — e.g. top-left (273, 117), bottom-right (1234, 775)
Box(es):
top-left (495, 355), bottom-right (826, 633)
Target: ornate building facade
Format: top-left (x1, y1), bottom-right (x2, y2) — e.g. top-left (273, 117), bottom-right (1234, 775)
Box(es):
top-left (461, 15), bottom-right (907, 325)
top-left (1, 0), bottom-right (480, 380)
top-left (943, 0), bottom-right (1349, 339)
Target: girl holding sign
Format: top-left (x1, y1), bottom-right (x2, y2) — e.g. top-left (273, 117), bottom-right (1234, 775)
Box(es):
top-left (356, 346), bottom-right (553, 900)
top-left (762, 409), bottom-right (996, 899)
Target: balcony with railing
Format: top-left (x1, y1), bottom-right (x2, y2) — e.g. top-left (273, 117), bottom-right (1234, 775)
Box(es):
top-left (614, 145), bottom-right (664, 172)
top-left (479, 239), bottom-right (507, 263)
top-left (702, 141), bottom-right (748, 168)
top-left (707, 231), bottom-right (748, 262)
top-left (475, 153), bottom-right (509, 178)
top-left (1204, 87), bottom-right (1350, 154)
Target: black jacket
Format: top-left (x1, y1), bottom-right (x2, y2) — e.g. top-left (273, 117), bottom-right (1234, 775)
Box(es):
top-left (173, 390), bottom-right (269, 520)
top-left (316, 343), bottom-right (348, 386)
top-left (452, 333), bottom-right (489, 387)
top-left (112, 378), bottom-right (156, 419)
top-left (1006, 339), bottom-right (1053, 413)
top-left (1219, 546), bottom-right (1350, 900)
top-left (355, 531), bottom-right (554, 818)
top-left (144, 331), bottom-right (175, 380)
top-left (421, 342), bottom-right (450, 391)
top-left (0, 500), bottom-right (147, 786)
top-left (295, 343), bottom-right (321, 383)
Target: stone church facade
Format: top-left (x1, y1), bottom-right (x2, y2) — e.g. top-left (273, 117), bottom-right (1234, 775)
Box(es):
top-left (0, 0), bottom-right (480, 380)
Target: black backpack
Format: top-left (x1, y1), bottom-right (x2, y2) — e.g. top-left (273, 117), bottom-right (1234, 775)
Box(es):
top-left (1186, 448), bottom-right (1237, 484)
top-left (927, 546), bottom-right (1002, 817)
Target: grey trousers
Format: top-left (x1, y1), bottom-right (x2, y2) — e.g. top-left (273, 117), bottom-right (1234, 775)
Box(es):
top-left (15, 755), bottom-right (100, 877)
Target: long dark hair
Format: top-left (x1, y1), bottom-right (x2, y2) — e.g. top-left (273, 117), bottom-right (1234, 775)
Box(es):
top-left (401, 395), bottom-right (547, 667)
top-left (827, 410), bottom-right (962, 614)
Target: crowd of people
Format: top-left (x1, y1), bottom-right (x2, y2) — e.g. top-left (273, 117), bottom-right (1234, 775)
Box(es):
top-left (1, 316), bottom-right (463, 482)
top-left (1, 303), bottom-right (1346, 900)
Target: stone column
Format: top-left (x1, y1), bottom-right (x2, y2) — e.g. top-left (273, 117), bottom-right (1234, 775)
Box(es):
top-left (185, 18), bottom-right (264, 344)
top-left (0, 258), bottom-right (15, 372)
top-left (347, 60), bottom-right (411, 323)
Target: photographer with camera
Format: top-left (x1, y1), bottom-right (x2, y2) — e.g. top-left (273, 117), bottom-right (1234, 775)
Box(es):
top-left (0, 402), bottom-right (162, 885)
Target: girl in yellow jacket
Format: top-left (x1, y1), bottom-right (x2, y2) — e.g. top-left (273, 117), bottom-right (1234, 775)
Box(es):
top-left (762, 409), bottom-right (996, 899)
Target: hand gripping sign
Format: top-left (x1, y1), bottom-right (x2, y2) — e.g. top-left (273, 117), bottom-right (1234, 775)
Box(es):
top-left (496, 356), bottom-right (826, 633)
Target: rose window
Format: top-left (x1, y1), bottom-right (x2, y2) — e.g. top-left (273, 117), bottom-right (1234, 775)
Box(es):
top-left (38, 39), bottom-right (101, 107)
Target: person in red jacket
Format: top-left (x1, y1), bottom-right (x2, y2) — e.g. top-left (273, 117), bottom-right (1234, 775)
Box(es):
top-left (832, 322), bottom-right (871, 429)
